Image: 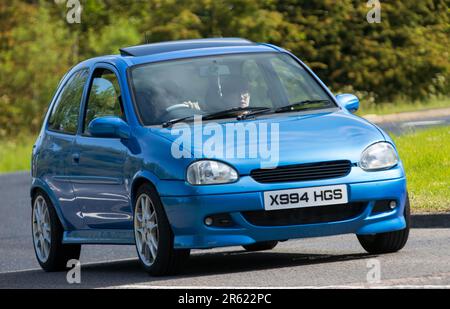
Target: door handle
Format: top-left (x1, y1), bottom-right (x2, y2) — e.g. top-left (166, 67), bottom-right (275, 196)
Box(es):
top-left (72, 153), bottom-right (80, 164)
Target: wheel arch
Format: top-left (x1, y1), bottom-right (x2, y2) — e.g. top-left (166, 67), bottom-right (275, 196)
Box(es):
top-left (130, 171), bottom-right (161, 210)
top-left (30, 179), bottom-right (70, 230)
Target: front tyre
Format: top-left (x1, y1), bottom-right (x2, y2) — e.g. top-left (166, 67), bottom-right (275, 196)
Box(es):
top-left (133, 185), bottom-right (190, 276)
top-left (357, 195), bottom-right (410, 254)
top-left (32, 192), bottom-right (81, 272)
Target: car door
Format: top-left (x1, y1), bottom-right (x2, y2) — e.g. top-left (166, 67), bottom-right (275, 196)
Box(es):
top-left (70, 64), bottom-right (132, 230)
top-left (39, 69), bottom-right (90, 230)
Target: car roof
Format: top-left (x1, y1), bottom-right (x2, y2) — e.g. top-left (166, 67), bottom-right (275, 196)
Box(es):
top-left (73, 38), bottom-right (284, 70)
top-left (119, 38), bottom-right (256, 57)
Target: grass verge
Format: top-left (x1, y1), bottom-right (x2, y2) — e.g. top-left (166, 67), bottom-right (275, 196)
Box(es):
top-left (391, 126), bottom-right (450, 213)
top-left (0, 135), bottom-right (35, 174)
top-left (358, 97), bottom-right (450, 116)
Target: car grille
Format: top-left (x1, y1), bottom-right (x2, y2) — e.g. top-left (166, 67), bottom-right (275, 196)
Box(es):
top-left (242, 202), bottom-right (366, 226)
top-left (250, 160), bottom-right (352, 183)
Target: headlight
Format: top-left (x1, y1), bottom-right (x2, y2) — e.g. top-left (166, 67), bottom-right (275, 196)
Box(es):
top-left (187, 160), bottom-right (238, 185)
top-left (360, 142), bottom-right (399, 171)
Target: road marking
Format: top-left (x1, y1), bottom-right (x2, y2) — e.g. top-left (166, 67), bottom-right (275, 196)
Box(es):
top-left (0, 267), bottom-right (45, 275)
top-left (401, 120), bottom-right (445, 127)
top-left (363, 107), bottom-right (450, 124)
top-left (357, 271), bottom-right (450, 287)
top-left (0, 257), bottom-right (137, 275)
top-left (103, 271), bottom-right (450, 289)
top-left (103, 284), bottom-right (450, 289)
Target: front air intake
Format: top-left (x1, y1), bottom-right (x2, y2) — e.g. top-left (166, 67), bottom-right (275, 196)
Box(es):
top-left (250, 160), bottom-right (352, 184)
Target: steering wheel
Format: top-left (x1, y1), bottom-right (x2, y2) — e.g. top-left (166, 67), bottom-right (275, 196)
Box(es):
top-left (159, 103), bottom-right (198, 123)
top-left (165, 103), bottom-right (193, 113)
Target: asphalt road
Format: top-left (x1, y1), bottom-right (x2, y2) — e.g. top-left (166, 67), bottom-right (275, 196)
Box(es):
top-left (363, 107), bottom-right (450, 135)
top-left (378, 115), bottom-right (450, 135)
top-left (1, 172), bottom-right (450, 288)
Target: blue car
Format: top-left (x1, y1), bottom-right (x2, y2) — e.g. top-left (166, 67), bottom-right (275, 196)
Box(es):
top-left (31, 38), bottom-right (409, 275)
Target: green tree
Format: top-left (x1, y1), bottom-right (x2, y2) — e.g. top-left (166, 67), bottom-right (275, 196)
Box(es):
top-left (0, 1), bottom-right (77, 136)
top-left (273, 0), bottom-right (449, 102)
top-left (0, 0), bottom-right (448, 137)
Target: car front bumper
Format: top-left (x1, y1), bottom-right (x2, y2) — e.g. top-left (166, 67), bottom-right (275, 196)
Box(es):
top-left (161, 175), bottom-right (408, 249)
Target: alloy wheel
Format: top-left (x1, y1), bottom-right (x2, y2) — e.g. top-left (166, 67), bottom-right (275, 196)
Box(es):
top-left (32, 196), bottom-right (51, 263)
top-left (134, 193), bottom-right (159, 266)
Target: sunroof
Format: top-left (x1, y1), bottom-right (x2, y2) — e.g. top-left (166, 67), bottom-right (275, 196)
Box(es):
top-left (119, 38), bottom-right (255, 57)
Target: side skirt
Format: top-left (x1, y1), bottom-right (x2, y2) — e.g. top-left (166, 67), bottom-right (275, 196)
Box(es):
top-left (63, 229), bottom-right (135, 245)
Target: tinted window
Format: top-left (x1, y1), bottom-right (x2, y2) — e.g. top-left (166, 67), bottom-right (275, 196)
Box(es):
top-left (242, 60), bottom-right (272, 108)
top-left (271, 56), bottom-right (328, 104)
top-left (131, 53), bottom-right (334, 126)
top-left (48, 69), bottom-right (88, 134)
top-left (83, 69), bottom-right (124, 133)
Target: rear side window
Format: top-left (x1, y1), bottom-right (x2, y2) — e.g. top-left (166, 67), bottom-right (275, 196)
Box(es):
top-left (47, 69), bottom-right (89, 134)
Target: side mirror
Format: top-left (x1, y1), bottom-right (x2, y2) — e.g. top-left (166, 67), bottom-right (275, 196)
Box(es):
top-left (336, 94), bottom-right (360, 113)
top-left (88, 116), bottom-right (131, 139)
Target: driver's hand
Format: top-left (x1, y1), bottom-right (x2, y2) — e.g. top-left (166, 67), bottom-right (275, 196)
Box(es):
top-left (183, 101), bottom-right (201, 110)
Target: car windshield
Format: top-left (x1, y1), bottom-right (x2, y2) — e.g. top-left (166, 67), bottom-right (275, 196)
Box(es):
top-left (130, 52), bottom-right (336, 125)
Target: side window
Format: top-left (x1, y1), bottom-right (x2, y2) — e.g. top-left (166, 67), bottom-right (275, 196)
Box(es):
top-left (47, 69), bottom-right (88, 134)
top-left (83, 68), bottom-right (124, 133)
top-left (271, 57), bottom-right (326, 103)
top-left (242, 60), bottom-right (273, 108)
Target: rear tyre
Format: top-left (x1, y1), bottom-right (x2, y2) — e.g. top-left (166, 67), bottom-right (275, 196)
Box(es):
top-left (32, 192), bottom-right (81, 272)
top-left (243, 240), bottom-right (278, 252)
top-left (133, 184), bottom-right (190, 276)
top-left (357, 195), bottom-right (410, 254)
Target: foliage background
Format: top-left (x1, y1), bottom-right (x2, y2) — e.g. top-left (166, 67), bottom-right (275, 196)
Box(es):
top-left (0, 0), bottom-right (449, 137)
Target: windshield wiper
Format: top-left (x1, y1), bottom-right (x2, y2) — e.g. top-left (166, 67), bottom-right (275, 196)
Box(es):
top-left (236, 107), bottom-right (273, 120)
top-left (162, 115), bottom-right (196, 128)
top-left (162, 107), bottom-right (271, 128)
top-left (202, 106), bottom-right (271, 121)
top-left (275, 99), bottom-right (331, 113)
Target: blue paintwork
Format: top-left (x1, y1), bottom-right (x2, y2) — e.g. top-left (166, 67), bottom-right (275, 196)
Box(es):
top-left (31, 39), bottom-right (408, 247)
top-left (163, 177), bottom-right (407, 249)
top-left (336, 94), bottom-right (360, 113)
top-left (88, 117), bottom-right (131, 139)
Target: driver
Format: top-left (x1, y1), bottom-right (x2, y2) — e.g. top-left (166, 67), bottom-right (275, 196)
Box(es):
top-left (220, 76), bottom-right (250, 109)
top-left (182, 75), bottom-right (251, 112)
top-left (150, 80), bottom-right (201, 121)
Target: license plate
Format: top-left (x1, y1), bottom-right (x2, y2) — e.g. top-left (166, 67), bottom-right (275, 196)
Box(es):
top-left (263, 185), bottom-right (348, 211)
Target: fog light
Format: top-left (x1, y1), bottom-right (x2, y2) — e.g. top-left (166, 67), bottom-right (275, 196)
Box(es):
top-left (204, 214), bottom-right (234, 227)
top-left (389, 200), bottom-right (397, 209)
top-left (204, 217), bottom-right (213, 226)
